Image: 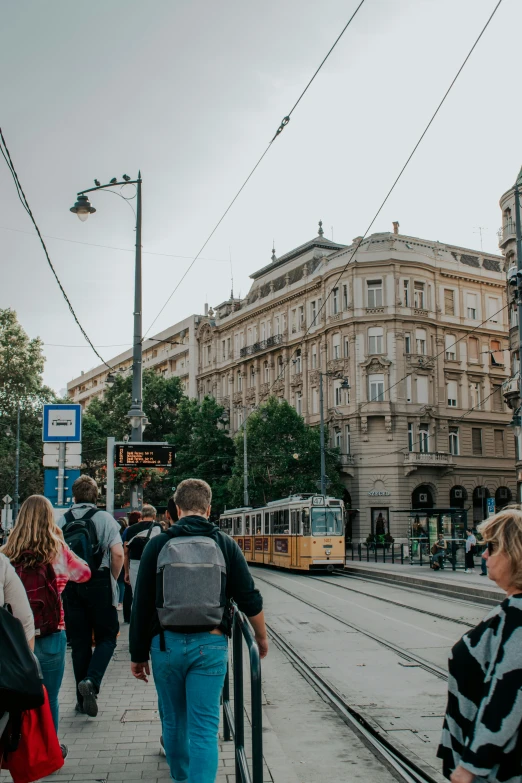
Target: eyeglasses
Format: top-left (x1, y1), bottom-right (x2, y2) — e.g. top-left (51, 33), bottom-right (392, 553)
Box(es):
top-left (487, 541), bottom-right (497, 555)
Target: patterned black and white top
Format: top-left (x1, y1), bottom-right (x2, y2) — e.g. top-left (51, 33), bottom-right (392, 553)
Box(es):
top-left (438, 594), bottom-right (522, 782)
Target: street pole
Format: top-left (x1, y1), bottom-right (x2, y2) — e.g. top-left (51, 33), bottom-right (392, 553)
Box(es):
top-left (243, 406), bottom-right (249, 507)
top-left (106, 437), bottom-right (115, 516)
top-left (128, 173), bottom-right (144, 511)
top-left (13, 401), bottom-right (20, 521)
top-left (514, 173), bottom-right (522, 502)
top-left (319, 372), bottom-right (326, 496)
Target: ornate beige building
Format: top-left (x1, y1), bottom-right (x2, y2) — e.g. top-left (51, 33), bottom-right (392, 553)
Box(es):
top-left (197, 223), bottom-right (516, 541)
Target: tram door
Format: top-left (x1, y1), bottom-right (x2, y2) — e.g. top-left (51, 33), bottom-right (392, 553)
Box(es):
top-left (290, 509), bottom-right (299, 567)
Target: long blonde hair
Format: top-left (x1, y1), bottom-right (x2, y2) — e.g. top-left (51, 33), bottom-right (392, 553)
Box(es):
top-left (1, 495), bottom-right (64, 567)
top-left (479, 505), bottom-right (522, 588)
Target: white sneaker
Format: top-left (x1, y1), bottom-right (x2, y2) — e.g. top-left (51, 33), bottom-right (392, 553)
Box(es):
top-left (159, 736), bottom-right (166, 757)
top-left (465, 569), bottom-right (469, 573)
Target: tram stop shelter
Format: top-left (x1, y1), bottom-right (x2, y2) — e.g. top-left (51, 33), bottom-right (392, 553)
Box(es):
top-left (393, 507), bottom-right (469, 570)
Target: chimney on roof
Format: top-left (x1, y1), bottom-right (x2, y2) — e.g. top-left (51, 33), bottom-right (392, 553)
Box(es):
top-left (392, 221), bottom-right (400, 235)
top-left (204, 303), bottom-right (209, 317)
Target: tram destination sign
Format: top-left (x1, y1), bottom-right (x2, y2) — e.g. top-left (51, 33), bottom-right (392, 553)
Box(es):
top-left (115, 443), bottom-right (174, 468)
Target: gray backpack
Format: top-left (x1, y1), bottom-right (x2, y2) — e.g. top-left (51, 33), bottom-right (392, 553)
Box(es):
top-left (156, 535), bottom-right (227, 631)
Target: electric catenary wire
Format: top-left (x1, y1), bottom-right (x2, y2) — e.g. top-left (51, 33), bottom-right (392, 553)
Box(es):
top-left (0, 127), bottom-right (114, 372)
top-left (263, 0), bottom-right (505, 400)
top-left (142, 0), bottom-right (368, 341)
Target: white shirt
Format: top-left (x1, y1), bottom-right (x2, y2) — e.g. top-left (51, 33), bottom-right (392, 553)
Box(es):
top-left (0, 552), bottom-right (35, 642)
top-left (466, 533), bottom-right (477, 553)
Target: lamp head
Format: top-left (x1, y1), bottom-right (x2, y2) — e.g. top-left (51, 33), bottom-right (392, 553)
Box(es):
top-left (70, 194), bottom-right (96, 222)
top-left (105, 372), bottom-right (116, 388)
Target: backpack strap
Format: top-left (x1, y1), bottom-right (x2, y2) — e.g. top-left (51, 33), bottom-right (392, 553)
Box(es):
top-left (145, 523), bottom-right (161, 542)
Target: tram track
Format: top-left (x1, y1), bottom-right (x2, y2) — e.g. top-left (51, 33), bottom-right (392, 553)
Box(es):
top-left (266, 623), bottom-right (443, 783)
top-left (253, 571), bottom-right (448, 681)
top-left (311, 573), bottom-right (475, 627)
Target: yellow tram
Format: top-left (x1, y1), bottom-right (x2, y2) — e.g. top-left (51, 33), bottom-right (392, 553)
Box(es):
top-left (219, 494), bottom-right (345, 572)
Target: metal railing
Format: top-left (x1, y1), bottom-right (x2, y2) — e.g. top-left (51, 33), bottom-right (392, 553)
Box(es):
top-left (346, 539), bottom-right (472, 571)
top-left (222, 606), bottom-right (263, 783)
top-left (347, 542), bottom-right (406, 565)
top-left (239, 334), bottom-right (283, 358)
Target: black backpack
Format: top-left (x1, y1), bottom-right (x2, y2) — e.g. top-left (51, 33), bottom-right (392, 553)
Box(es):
top-left (0, 604), bottom-right (44, 713)
top-left (127, 523), bottom-right (161, 560)
top-left (62, 507), bottom-right (103, 572)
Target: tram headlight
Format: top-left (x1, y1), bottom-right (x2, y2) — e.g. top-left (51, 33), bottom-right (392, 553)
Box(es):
top-left (325, 549), bottom-right (331, 556)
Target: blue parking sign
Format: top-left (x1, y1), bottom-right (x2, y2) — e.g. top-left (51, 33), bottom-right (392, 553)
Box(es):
top-left (42, 404), bottom-right (82, 442)
top-left (487, 497), bottom-right (495, 517)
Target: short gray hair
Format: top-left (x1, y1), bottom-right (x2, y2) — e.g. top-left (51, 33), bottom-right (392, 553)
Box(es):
top-left (173, 479), bottom-right (212, 515)
top-left (141, 504), bottom-right (157, 519)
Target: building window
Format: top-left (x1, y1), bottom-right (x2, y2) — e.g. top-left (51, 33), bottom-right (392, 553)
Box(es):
top-left (343, 284), bottom-right (348, 310)
top-left (334, 380), bottom-right (348, 406)
top-left (250, 366), bottom-right (256, 387)
top-left (468, 337), bottom-right (479, 362)
top-left (264, 361), bottom-right (270, 383)
top-left (494, 429), bottom-right (504, 457)
top-left (311, 344), bottom-right (317, 369)
top-left (416, 375), bottom-right (428, 404)
top-left (492, 384), bottom-right (503, 412)
top-left (406, 375), bottom-right (412, 402)
top-left (444, 289), bottom-right (455, 316)
top-left (404, 333), bottom-right (411, 353)
top-left (403, 280), bottom-right (409, 307)
top-left (487, 296), bottom-right (500, 324)
top-left (291, 310), bottom-right (297, 333)
top-left (221, 340), bottom-right (226, 359)
top-left (310, 301), bottom-right (317, 326)
top-left (295, 392), bottom-right (302, 416)
top-left (419, 424), bottom-right (429, 453)
top-left (334, 428), bottom-right (342, 449)
top-left (414, 281), bottom-right (425, 309)
top-left (227, 337), bottom-right (231, 357)
top-left (367, 280), bottom-right (383, 308)
top-left (445, 334), bottom-right (456, 360)
top-left (368, 327), bottom-right (384, 354)
top-left (206, 345), bottom-right (211, 365)
top-left (491, 340), bottom-right (503, 366)
top-left (449, 427), bottom-right (459, 455)
top-left (332, 288), bottom-right (339, 315)
top-left (294, 350), bottom-right (302, 374)
top-left (299, 306), bottom-right (305, 329)
top-left (467, 293), bottom-right (478, 320)
top-left (415, 329), bottom-right (427, 355)
top-left (237, 372), bottom-right (243, 392)
top-left (345, 424), bottom-right (351, 454)
top-left (470, 382), bottom-right (482, 410)
top-left (333, 334), bottom-right (341, 359)
top-left (344, 336), bottom-right (350, 358)
top-left (369, 373), bottom-right (384, 402)
top-left (277, 355), bottom-right (284, 379)
top-left (237, 408), bottom-right (244, 428)
top-left (472, 428), bottom-right (483, 455)
top-left (408, 423), bottom-right (414, 452)
top-left (312, 387), bottom-right (319, 414)
top-left (447, 380), bottom-right (458, 407)
top-left (275, 316), bottom-right (280, 335)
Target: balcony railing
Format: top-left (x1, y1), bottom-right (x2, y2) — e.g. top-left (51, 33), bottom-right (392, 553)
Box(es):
top-left (339, 454), bottom-right (355, 467)
top-left (498, 221), bottom-right (517, 246)
top-left (404, 451), bottom-right (453, 467)
top-left (239, 333), bottom-right (283, 358)
top-left (502, 374), bottom-right (520, 399)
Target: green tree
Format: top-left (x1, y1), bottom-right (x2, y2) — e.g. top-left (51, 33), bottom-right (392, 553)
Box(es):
top-left (228, 397), bottom-right (343, 507)
top-left (170, 396), bottom-right (235, 519)
top-left (0, 309), bottom-right (56, 503)
top-left (81, 370), bottom-right (185, 505)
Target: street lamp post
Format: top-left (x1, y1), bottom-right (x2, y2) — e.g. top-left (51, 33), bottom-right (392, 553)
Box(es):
top-left (318, 371), bottom-right (350, 496)
top-left (13, 401), bottom-right (20, 522)
top-left (243, 406), bottom-right (249, 507)
top-left (71, 174), bottom-right (145, 509)
top-left (512, 167), bottom-right (522, 502)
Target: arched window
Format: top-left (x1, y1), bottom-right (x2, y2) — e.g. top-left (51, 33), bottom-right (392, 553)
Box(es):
top-left (472, 486), bottom-right (490, 524)
top-left (495, 486), bottom-right (512, 511)
top-left (412, 485), bottom-right (433, 509)
top-left (368, 327), bottom-right (383, 355)
top-left (450, 485), bottom-right (467, 509)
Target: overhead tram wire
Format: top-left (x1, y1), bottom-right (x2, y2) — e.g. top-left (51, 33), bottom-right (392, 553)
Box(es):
top-left (262, 0), bottom-right (505, 401)
top-left (0, 128), bottom-right (114, 372)
top-left (142, 0), bottom-right (368, 341)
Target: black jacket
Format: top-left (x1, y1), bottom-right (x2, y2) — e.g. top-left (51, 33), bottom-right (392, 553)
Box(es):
top-left (129, 515), bottom-right (263, 662)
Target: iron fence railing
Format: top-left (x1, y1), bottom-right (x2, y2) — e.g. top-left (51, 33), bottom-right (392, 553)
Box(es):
top-left (222, 605), bottom-right (263, 783)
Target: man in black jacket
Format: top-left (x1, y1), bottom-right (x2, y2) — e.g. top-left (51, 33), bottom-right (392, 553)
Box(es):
top-left (129, 479), bottom-right (267, 783)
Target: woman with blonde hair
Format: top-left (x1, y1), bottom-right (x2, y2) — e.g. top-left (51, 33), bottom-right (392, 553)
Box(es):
top-left (2, 495), bottom-right (91, 752)
top-left (438, 506), bottom-right (522, 783)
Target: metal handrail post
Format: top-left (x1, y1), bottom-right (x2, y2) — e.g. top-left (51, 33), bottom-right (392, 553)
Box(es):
top-left (232, 617), bottom-right (245, 781)
top-left (249, 635), bottom-right (263, 783)
top-left (223, 664), bottom-right (231, 742)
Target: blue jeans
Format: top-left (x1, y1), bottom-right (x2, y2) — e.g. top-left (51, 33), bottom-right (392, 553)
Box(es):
top-left (34, 630), bottom-right (67, 733)
top-left (151, 631), bottom-right (228, 783)
top-left (118, 581), bottom-right (125, 604)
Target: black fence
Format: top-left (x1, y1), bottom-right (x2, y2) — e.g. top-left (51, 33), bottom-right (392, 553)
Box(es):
top-left (347, 542), bottom-right (406, 565)
top-left (222, 606), bottom-right (263, 783)
top-left (346, 540), bottom-right (476, 571)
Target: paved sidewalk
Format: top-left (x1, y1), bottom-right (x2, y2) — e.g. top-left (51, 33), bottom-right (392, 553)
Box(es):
top-left (0, 620), bottom-right (271, 783)
top-left (343, 559), bottom-right (504, 602)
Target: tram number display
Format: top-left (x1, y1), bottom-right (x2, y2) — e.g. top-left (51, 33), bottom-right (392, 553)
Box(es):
top-left (274, 538), bottom-right (288, 554)
top-left (115, 444), bottom-right (174, 468)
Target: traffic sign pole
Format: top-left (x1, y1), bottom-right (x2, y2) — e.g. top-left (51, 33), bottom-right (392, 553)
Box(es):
top-left (106, 437), bottom-right (115, 516)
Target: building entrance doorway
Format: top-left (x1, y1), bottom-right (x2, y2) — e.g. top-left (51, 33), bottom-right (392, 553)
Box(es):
top-left (472, 486), bottom-right (490, 524)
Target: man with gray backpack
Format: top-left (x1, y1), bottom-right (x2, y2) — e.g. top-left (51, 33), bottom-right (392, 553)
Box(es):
top-left (129, 479), bottom-right (267, 783)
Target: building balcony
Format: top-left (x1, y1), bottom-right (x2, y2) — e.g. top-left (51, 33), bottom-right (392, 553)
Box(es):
top-left (498, 221), bottom-right (517, 247)
top-left (239, 333), bottom-right (283, 358)
top-left (502, 374), bottom-right (520, 410)
top-left (403, 451), bottom-right (454, 476)
top-left (339, 454), bottom-right (356, 476)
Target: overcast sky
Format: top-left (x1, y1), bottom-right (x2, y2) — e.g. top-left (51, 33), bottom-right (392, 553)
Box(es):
top-left (1, 0), bottom-right (519, 393)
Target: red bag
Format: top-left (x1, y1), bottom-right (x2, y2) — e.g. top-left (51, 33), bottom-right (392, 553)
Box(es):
top-left (14, 552), bottom-right (61, 638)
top-left (1, 686), bottom-right (63, 783)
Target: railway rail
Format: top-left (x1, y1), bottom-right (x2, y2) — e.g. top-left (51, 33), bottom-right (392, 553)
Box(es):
top-left (253, 571), bottom-right (448, 681)
top-left (267, 623), bottom-right (443, 783)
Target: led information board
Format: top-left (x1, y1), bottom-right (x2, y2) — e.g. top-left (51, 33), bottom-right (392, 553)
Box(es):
top-left (115, 443), bottom-right (174, 468)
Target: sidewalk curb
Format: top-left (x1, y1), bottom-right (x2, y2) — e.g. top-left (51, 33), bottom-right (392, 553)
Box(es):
top-left (260, 702), bottom-right (301, 783)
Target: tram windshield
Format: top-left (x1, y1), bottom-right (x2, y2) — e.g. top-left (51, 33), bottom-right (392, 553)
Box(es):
top-left (311, 508), bottom-right (343, 536)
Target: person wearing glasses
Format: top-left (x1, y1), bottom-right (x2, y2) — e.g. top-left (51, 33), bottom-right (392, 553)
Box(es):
top-left (438, 508), bottom-right (522, 783)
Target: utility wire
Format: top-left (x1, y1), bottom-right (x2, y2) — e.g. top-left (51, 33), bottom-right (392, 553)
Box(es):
top-left (143, 0), bottom-right (367, 340)
top-left (0, 128), bottom-right (114, 372)
top-left (263, 0), bottom-right (505, 400)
